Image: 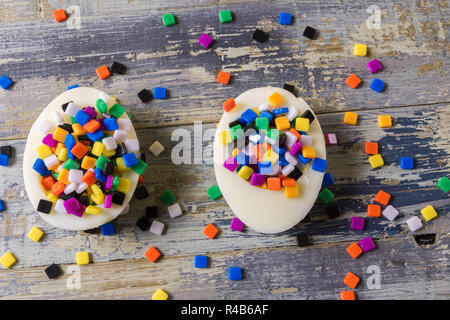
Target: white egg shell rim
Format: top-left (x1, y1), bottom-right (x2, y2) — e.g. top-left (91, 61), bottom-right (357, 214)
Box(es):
top-left (213, 87), bottom-right (326, 234)
top-left (23, 87), bottom-right (139, 231)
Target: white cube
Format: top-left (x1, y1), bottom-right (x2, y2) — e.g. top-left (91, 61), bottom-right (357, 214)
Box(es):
top-left (406, 216), bottom-right (423, 232)
top-left (300, 134), bottom-right (313, 146)
top-left (54, 199), bottom-right (67, 214)
top-left (76, 182), bottom-right (88, 194)
top-left (52, 110), bottom-right (65, 125)
top-left (284, 151), bottom-right (298, 166)
top-left (383, 205), bottom-right (399, 221)
top-left (102, 137), bottom-right (117, 151)
top-left (258, 104), bottom-right (274, 112)
top-left (149, 220), bottom-right (165, 235)
top-left (118, 118), bottom-right (132, 132)
top-left (37, 120), bottom-right (53, 134)
top-left (149, 141), bottom-right (164, 156)
top-left (168, 203), bottom-right (182, 218)
top-left (69, 169), bottom-right (83, 183)
top-left (64, 182), bottom-right (78, 195)
top-left (43, 154), bottom-right (58, 169)
top-left (65, 102), bottom-right (81, 117)
top-left (281, 164), bottom-right (295, 176)
top-left (125, 138), bottom-right (139, 153)
top-left (284, 131), bottom-right (298, 148)
top-left (286, 106), bottom-right (298, 121)
top-left (113, 130), bottom-right (127, 143)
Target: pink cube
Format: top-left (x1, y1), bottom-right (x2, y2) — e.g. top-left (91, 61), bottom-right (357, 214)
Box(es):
top-left (249, 173), bottom-right (265, 186)
top-left (324, 133), bottom-right (338, 146)
top-left (104, 194), bottom-right (112, 208)
top-left (230, 217), bottom-right (244, 231)
top-left (351, 217), bottom-right (365, 230)
top-left (63, 197), bottom-right (80, 214)
top-left (42, 134), bottom-right (58, 148)
top-left (223, 155), bottom-right (239, 172)
top-left (359, 236), bottom-right (375, 252)
top-left (105, 175), bottom-right (113, 190)
top-left (289, 142), bottom-right (302, 156)
top-left (198, 33), bottom-right (213, 48)
top-left (367, 59), bottom-right (382, 74)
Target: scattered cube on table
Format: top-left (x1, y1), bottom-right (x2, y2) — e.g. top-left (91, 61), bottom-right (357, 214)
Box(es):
top-left (375, 190), bottom-right (390, 205)
top-left (378, 115), bottom-right (392, 128)
top-left (279, 12), bottom-right (292, 25)
top-left (406, 216), bottom-right (423, 232)
top-left (367, 204), bottom-right (381, 218)
top-left (111, 61), bottom-right (127, 75)
top-left (194, 255), bottom-right (208, 268)
top-left (351, 217), bottom-right (365, 230)
top-left (370, 78), bottom-right (385, 92)
top-left (346, 242), bottom-right (363, 259)
top-left (303, 26), bottom-right (316, 40)
top-left (217, 70), bottom-right (231, 85)
top-left (53, 9), bottom-right (67, 22)
top-left (322, 172), bottom-right (334, 187)
top-left (153, 87), bottom-right (167, 99)
top-left (207, 185), bottom-right (222, 200)
top-left (101, 222), bottom-right (115, 236)
top-left (365, 142), bottom-right (378, 155)
top-left (152, 288), bottom-right (168, 300)
top-left (138, 89), bottom-right (152, 103)
top-left (400, 157), bottom-right (414, 169)
top-left (198, 33), bottom-right (213, 48)
top-left (230, 217), bottom-right (244, 231)
top-left (150, 220), bottom-right (165, 235)
top-left (27, 226), bottom-right (44, 242)
top-left (367, 59), bottom-right (383, 73)
top-left (345, 74), bottom-right (362, 89)
top-left (160, 190), bottom-right (176, 205)
top-left (76, 252), bottom-right (90, 265)
top-left (96, 65), bottom-right (111, 80)
top-left (369, 154), bottom-right (384, 168)
top-left (0, 252), bottom-right (16, 269)
top-left (420, 205), bottom-right (437, 221)
top-left (149, 141), bottom-right (164, 156)
top-left (353, 43), bottom-right (367, 56)
top-left (0, 75), bottom-right (13, 90)
top-left (45, 263), bottom-right (62, 279)
top-left (319, 188), bottom-right (334, 203)
top-left (343, 272), bottom-right (360, 288)
top-left (203, 223), bottom-right (219, 239)
top-left (341, 291), bottom-right (356, 300)
top-left (145, 246), bottom-right (161, 263)
top-left (219, 10), bottom-right (233, 23)
top-left (437, 177), bottom-right (449, 192)
top-left (382, 205), bottom-right (400, 221)
top-left (325, 133), bottom-right (338, 145)
top-left (168, 203), bottom-right (182, 218)
top-left (162, 13), bottom-right (176, 26)
top-left (228, 267), bottom-right (242, 280)
top-left (326, 205), bottom-right (341, 219)
top-left (359, 237), bottom-right (375, 252)
top-left (253, 29), bottom-right (269, 43)
top-left (344, 111), bottom-right (358, 125)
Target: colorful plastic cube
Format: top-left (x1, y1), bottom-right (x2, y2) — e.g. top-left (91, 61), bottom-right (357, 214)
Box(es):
top-left (198, 33), bottom-right (213, 48)
top-left (325, 133), bottom-right (338, 145)
top-left (367, 59), bottom-right (382, 73)
top-left (420, 205), bottom-right (437, 221)
top-left (382, 205), bottom-right (399, 221)
top-left (219, 10), bottom-right (233, 23)
top-left (194, 255), bottom-right (208, 268)
top-left (154, 87), bottom-right (167, 99)
top-left (350, 217), bottom-right (365, 230)
top-left (345, 74), bottom-right (362, 89)
top-left (279, 12), bottom-right (292, 25)
top-left (437, 177), bottom-right (450, 192)
top-left (343, 272), bottom-right (360, 288)
top-left (27, 226), bottom-right (44, 242)
top-left (0, 252), bottom-right (16, 268)
top-left (353, 44), bottom-right (367, 56)
top-left (76, 252), bottom-right (90, 265)
top-left (359, 237), bottom-right (375, 252)
top-left (367, 204), bottom-right (381, 218)
top-left (400, 157), bottom-right (414, 169)
top-left (152, 288), bottom-right (168, 300)
top-left (230, 217), bottom-right (244, 231)
top-left (162, 13), bottom-right (176, 26)
top-left (0, 75), bottom-right (13, 90)
top-left (370, 78), bottom-right (385, 92)
top-left (406, 216), bottom-right (423, 232)
top-left (347, 242), bottom-right (363, 259)
top-left (228, 267), bottom-right (242, 280)
top-left (378, 115), bottom-right (392, 128)
top-left (207, 185), bottom-right (222, 200)
top-left (369, 154), bottom-right (384, 168)
top-left (344, 112), bottom-right (358, 125)
top-left (365, 142), bottom-right (378, 155)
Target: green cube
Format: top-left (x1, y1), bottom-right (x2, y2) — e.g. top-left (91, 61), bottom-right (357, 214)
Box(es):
top-left (111, 175), bottom-right (119, 191)
top-left (108, 103), bottom-right (125, 118)
top-left (255, 117), bottom-right (269, 131)
top-left (96, 98), bottom-right (108, 113)
top-left (230, 125), bottom-right (244, 141)
top-left (318, 188), bottom-right (334, 203)
top-left (219, 10), bottom-right (232, 23)
top-left (70, 116), bottom-right (75, 124)
top-left (162, 13), bottom-right (176, 26)
top-left (160, 190), bottom-right (176, 205)
top-left (63, 159), bottom-right (80, 170)
top-left (437, 177), bottom-right (449, 192)
top-left (95, 155), bottom-right (110, 171)
top-left (207, 185), bottom-right (222, 200)
top-left (132, 159), bottom-right (148, 175)
top-left (51, 172), bottom-right (59, 179)
top-left (266, 128), bottom-right (280, 141)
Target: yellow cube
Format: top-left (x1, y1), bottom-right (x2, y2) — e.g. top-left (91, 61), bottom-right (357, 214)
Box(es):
top-left (91, 142), bottom-right (105, 156)
top-left (237, 166), bottom-right (254, 180)
top-left (72, 123), bottom-right (87, 135)
top-left (103, 148), bottom-right (116, 157)
top-left (295, 118), bottom-right (310, 132)
top-left (116, 157), bottom-right (130, 171)
top-left (57, 168), bottom-right (70, 185)
top-left (57, 147), bottom-right (68, 162)
top-left (46, 192), bottom-right (58, 204)
top-left (85, 205), bottom-right (101, 215)
top-left (262, 150), bottom-right (279, 164)
top-left (267, 91), bottom-right (283, 107)
top-left (420, 205), bottom-right (437, 221)
top-left (152, 288), bottom-right (169, 300)
top-left (36, 144), bottom-right (53, 159)
top-left (219, 131), bottom-right (232, 145)
top-left (344, 112), bottom-right (358, 125)
top-left (302, 146), bottom-right (316, 159)
top-left (117, 178), bottom-right (131, 193)
top-left (54, 142), bottom-right (64, 156)
top-left (252, 107), bottom-right (260, 116)
top-left (53, 127), bottom-right (69, 143)
top-left (27, 226), bottom-right (44, 242)
top-left (81, 156), bottom-right (97, 170)
top-left (274, 116), bottom-right (290, 131)
top-left (369, 154), bottom-right (384, 168)
top-left (354, 43), bottom-right (367, 56)
top-left (284, 184), bottom-right (299, 198)
top-left (231, 148), bottom-right (240, 158)
top-left (378, 115), bottom-right (392, 128)
top-left (0, 252), bottom-right (16, 269)
top-left (76, 252), bottom-right (90, 265)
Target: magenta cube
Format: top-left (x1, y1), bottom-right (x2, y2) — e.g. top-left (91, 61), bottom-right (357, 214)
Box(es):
top-left (249, 173), bottom-right (266, 186)
top-left (198, 33), bottom-right (213, 48)
top-left (63, 197), bottom-right (80, 214)
top-left (105, 175), bottom-right (113, 190)
top-left (351, 217), bottom-right (365, 230)
top-left (69, 203), bottom-right (85, 218)
top-left (97, 118), bottom-right (107, 131)
top-left (223, 155), bottom-right (239, 172)
top-left (42, 134), bottom-right (58, 148)
top-left (359, 237), bottom-right (375, 252)
top-left (367, 59), bottom-right (382, 74)
top-left (289, 142), bottom-right (302, 156)
top-left (230, 217), bottom-right (244, 231)
top-left (104, 194), bottom-right (112, 208)
top-left (83, 106), bottom-right (97, 119)
top-left (325, 133), bottom-right (338, 146)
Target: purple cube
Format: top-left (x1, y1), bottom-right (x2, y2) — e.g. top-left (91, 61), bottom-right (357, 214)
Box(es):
top-left (230, 217), bottom-right (244, 231)
top-left (367, 59), bottom-right (382, 74)
top-left (359, 237), bottom-right (375, 252)
top-left (42, 134), bottom-right (58, 148)
top-left (351, 217), bottom-right (365, 230)
top-left (289, 142), bottom-right (302, 156)
top-left (83, 106), bottom-right (97, 119)
top-left (69, 203), bottom-right (85, 218)
top-left (104, 194), bottom-right (112, 208)
top-left (63, 197), bottom-right (80, 214)
top-left (324, 133), bottom-right (338, 146)
top-left (97, 118), bottom-right (107, 131)
top-left (249, 173), bottom-right (266, 186)
top-left (223, 155), bottom-right (239, 172)
top-left (198, 33), bottom-right (213, 48)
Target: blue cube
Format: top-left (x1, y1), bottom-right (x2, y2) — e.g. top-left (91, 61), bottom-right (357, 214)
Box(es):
top-left (400, 157), bottom-right (414, 169)
top-left (271, 145), bottom-right (286, 154)
top-left (0, 154), bottom-right (8, 167)
top-left (241, 109), bottom-right (258, 125)
top-left (194, 255), bottom-right (208, 268)
top-left (272, 107), bottom-right (288, 116)
top-left (103, 118), bottom-right (119, 131)
top-left (279, 12), bottom-right (292, 25)
top-left (370, 78), bottom-right (385, 92)
top-left (259, 110), bottom-right (273, 123)
top-left (312, 158), bottom-right (327, 172)
top-left (154, 87), bottom-right (166, 99)
top-left (32, 158), bottom-right (50, 176)
top-left (0, 75), bottom-right (13, 90)
top-left (75, 110), bottom-right (91, 126)
top-left (228, 267), bottom-right (242, 280)
top-left (64, 134), bottom-right (76, 150)
top-left (258, 161), bottom-right (273, 175)
top-left (278, 153), bottom-right (289, 166)
top-left (67, 84), bottom-right (79, 90)
top-left (322, 172), bottom-right (334, 187)
top-left (87, 130), bottom-right (104, 142)
top-left (297, 153), bottom-right (312, 164)
top-left (94, 167), bottom-right (107, 183)
top-left (235, 152), bottom-right (249, 165)
top-left (100, 222), bottom-right (115, 236)
top-left (0, 200), bottom-right (4, 211)
top-left (122, 153), bottom-right (139, 168)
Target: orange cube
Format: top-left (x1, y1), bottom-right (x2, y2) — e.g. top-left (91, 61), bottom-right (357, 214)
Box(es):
top-left (53, 9), bottom-right (67, 22)
top-left (367, 204), bottom-right (381, 217)
top-left (365, 142), bottom-right (378, 155)
top-left (375, 190), bottom-right (391, 206)
top-left (343, 272), bottom-right (360, 289)
top-left (53, 127), bottom-right (69, 143)
top-left (51, 181), bottom-right (65, 196)
top-left (71, 142), bottom-right (88, 159)
top-left (203, 224), bottom-right (219, 239)
top-left (274, 116), bottom-right (290, 131)
top-left (341, 291), bottom-right (356, 300)
top-left (57, 168), bottom-right (70, 185)
top-left (83, 119), bottom-right (100, 133)
top-left (378, 115), bottom-right (392, 128)
top-left (281, 178), bottom-right (296, 187)
top-left (346, 242), bottom-right (363, 259)
top-left (145, 246), bottom-right (161, 263)
top-left (72, 123), bottom-right (87, 135)
top-left (267, 177), bottom-right (281, 191)
top-left (82, 170), bottom-right (98, 186)
top-left (41, 176), bottom-right (56, 191)
top-left (96, 65), bottom-right (111, 80)
top-left (138, 175), bottom-right (144, 184)
top-left (284, 184), bottom-right (298, 198)
top-left (223, 97), bottom-right (236, 112)
top-left (267, 92), bottom-right (283, 107)
top-left (345, 74), bottom-right (361, 89)
top-left (217, 70), bottom-right (231, 85)
top-left (81, 156), bottom-right (97, 170)
top-left (289, 128), bottom-right (301, 140)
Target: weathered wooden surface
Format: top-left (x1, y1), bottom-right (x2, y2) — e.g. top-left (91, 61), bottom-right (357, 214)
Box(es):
top-left (0, 0), bottom-right (449, 299)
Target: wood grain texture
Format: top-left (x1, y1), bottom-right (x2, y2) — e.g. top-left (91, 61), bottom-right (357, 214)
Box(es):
top-left (0, 235), bottom-right (448, 300)
top-left (0, 0), bottom-right (449, 139)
